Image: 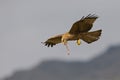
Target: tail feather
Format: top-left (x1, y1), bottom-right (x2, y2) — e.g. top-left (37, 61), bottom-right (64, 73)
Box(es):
top-left (81, 29), bottom-right (102, 44)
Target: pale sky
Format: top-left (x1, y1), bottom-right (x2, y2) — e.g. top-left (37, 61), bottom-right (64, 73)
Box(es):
top-left (0, 0), bottom-right (120, 78)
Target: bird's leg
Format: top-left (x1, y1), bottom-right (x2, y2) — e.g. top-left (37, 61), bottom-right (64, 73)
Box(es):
top-left (62, 39), bottom-right (70, 55)
top-left (64, 43), bottom-right (70, 55)
top-left (76, 39), bottom-right (81, 45)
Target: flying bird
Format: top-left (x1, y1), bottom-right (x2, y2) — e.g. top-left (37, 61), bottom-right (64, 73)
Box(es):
top-left (42, 14), bottom-right (102, 55)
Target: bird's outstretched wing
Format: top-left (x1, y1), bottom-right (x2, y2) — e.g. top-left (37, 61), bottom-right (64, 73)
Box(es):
top-left (42, 34), bottom-right (63, 47)
top-left (69, 14), bottom-right (98, 34)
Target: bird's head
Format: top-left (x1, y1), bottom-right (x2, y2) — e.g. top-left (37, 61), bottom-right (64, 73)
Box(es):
top-left (61, 37), bottom-right (67, 45)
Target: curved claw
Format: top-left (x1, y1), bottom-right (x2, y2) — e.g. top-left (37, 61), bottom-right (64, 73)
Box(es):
top-left (76, 39), bottom-right (81, 45)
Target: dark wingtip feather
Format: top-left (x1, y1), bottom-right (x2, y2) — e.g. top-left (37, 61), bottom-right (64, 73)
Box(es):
top-left (98, 29), bottom-right (102, 36)
top-left (41, 42), bottom-right (56, 47)
top-left (86, 14), bottom-right (99, 19)
top-left (80, 14), bottom-right (98, 21)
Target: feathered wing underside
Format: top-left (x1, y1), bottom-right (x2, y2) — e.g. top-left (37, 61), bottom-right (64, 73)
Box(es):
top-left (80, 29), bottom-right (102, 44)
top-left (43, 34), bottom-right (62, 47)
top-left (69, 14), bottom-right (98, 34)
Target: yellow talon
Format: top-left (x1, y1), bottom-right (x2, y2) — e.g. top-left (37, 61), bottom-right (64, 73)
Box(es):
top-left (77, 39), bottom-right (81, 45)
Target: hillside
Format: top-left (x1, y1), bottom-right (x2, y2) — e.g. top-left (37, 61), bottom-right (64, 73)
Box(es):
top-left (3, 45), bottom-right (120, 80)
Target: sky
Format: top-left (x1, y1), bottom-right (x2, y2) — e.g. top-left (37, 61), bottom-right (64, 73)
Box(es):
top-left (0, 0), bottom-right (120, 78)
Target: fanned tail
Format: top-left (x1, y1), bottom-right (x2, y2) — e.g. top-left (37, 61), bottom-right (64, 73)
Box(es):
top-left (81, 29), bottom-right (102, 44)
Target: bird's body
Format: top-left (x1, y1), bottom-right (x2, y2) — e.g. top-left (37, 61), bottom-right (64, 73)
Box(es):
top-left (42, 14), bottom-right (102, 55)
top-left (62, 32), bottom-right (75, 42)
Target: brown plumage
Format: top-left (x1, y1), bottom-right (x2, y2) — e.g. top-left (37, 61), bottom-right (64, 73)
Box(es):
top-left (42, 14), bottom-right (102, 55)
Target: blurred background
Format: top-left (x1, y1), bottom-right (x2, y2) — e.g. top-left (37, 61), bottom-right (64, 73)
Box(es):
top-left (0, 0), bottom-right (120, 80)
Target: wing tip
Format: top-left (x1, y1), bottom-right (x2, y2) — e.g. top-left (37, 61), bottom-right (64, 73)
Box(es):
top-left (99, 29), bottom-right (102, 36)
top-left (80, 14), bottom-right (98, 21)
top-left (86, 14), bottom-right (99, 19)
top-left (41, 42), bottom-right (56, 47)
top-left (98, 29), bottom-right (102, 33)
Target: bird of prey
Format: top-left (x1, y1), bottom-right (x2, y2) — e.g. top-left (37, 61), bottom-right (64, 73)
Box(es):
top-left (42, 14), bottom-right (102, 55)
